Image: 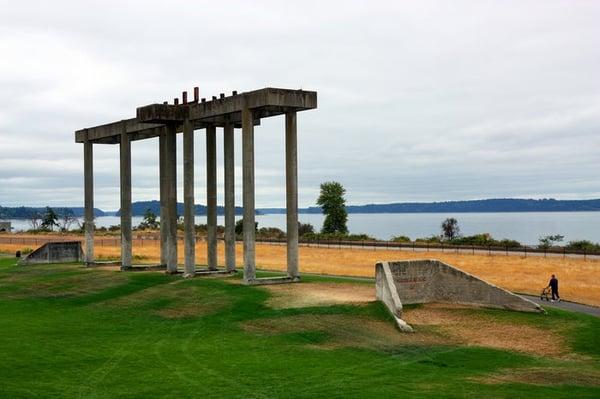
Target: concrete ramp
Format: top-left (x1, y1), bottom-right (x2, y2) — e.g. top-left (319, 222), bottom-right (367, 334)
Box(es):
top-left (376, 259), bottom-right (543, 331)
top-left (21, 241), bottom-right (84, 265)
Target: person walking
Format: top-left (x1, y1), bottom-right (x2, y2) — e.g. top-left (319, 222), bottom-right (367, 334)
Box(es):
top-left (548, 274), bottom-right (560, 302)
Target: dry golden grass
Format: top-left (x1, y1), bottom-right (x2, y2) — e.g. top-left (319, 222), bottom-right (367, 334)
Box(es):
top-left (264, 282), bottom-right (375, 309)
top-left (403, 303), bottom-right (567, 357)
top-left (259, 284), bottom-right (568, 357)
top-left (3, 237), bottom-right (599, 305)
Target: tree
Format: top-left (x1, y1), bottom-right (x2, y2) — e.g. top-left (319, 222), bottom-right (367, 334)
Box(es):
top-left (538, 234), bottom-right (564, 249)
top-left (58, 209), bottom-right (78, 232)
top-left (41, 207), bottom-right (58, 231)
top-left (316, 181), bottom-right (348, 234)
top-left (138, 209), bottom-right (160, 230)
top-left (235, 219), bottom-right (258, 235)
top-left (28, 212), bottom-right (42, 231)
top-left (441, 218), bottom-right (460, 240)
top-left (298, 222), bottom-right (314, 237)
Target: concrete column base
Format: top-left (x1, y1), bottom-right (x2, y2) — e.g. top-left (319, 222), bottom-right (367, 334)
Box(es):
top-left (243, 276), bottom-right (301, 286)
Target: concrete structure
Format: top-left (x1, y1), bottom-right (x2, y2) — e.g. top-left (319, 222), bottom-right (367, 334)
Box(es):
top-left (75, 87), bottom-right (317, 283)
top-left (0, 222), bottom-right (11, 232)
top-left (376, 259), bottom-right (543, 331)
top-left (21, 241), bottom-right (84, 264)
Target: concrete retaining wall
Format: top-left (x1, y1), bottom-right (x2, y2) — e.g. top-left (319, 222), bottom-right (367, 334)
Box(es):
top-left (21, 241), bottom-right (84, 264)
top-left (376, 259), bottom-right (543, 331)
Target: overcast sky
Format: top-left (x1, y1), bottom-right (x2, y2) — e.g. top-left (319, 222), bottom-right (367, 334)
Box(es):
top-left (0, 1), bottom-right (599, 210)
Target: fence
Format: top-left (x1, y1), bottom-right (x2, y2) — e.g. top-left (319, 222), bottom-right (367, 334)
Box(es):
top-left (1, 235), bottom-right (599, 260)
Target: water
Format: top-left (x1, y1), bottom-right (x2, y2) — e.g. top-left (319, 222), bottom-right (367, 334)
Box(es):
top-left (5, 212), bottom-right (600, 245)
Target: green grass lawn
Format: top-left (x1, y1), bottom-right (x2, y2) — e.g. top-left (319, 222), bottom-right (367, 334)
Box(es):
top-left (0, 256), bottom-right (598, 398)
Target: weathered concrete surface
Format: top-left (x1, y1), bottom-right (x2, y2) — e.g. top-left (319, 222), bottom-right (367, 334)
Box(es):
top-left (245, 276), bottom-right (301, 286)
top-left (285, 111), bottom-right (299, 279)
top-left (375, 262), bottom-right (413, 332)
top-left (159, 130), bottom-right (167, 266)
top-left (206, 124), bottom-right (217, 271)
top-left (379, 260), bottom-right (542, 311)
top-left (223, 122), bottom-right (236, 272)
top-left (165, 124), bottom-right (178, 273)
top-left (83, 141), bottom-right (94, 264)
top-left (119, 124), bottom-right (132, 269)
top-left (76, 88), bottom-right (316, 144)
top-left (21, 242), bottom-right (84, 264)
top-left (376, 259), bottom-right (543, 331)
top-left (242, 107), bottom-right (256, 283)
top-left (183, 118), bottom-right (196, 276)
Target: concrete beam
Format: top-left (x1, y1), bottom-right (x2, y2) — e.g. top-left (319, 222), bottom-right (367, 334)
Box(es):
top-left (75, 118), bottom-right (164, 144)
top-left (83, 140), bottom-right (94, 265)
top-left (285, 112), bottom-right (299, 279)
top-left (187, 88), bottom-right (317, 122)
top-left (165, 124), bottom-right (178, 273)
top-left (223, 122), bottom-right (236, 272)
top-left (206, 125), bottom-right (218, 271)
top-left (242, 107), bottom-right (256, 282)
top-left (75, 88), bottom-right (314, 145)
top-left (119, 122), bottom-right (132, 269)
top-left (183, 118), bottom-right (196, 276)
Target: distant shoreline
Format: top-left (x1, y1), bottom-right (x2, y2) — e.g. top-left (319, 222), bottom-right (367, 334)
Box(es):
top-left (2, 198), bottom-right (600, 218)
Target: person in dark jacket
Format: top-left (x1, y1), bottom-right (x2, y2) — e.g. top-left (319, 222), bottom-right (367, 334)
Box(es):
top-left (548, 274), bottom-right (560, 302)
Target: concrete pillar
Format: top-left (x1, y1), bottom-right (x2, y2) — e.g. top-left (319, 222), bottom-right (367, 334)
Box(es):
top-left (242, 107), bottom-right (256, 282)
top-left (165, 124), bottom-right (178, 273)
top-left (223, 122), bottom-right (236, 272)
top-left (159, 130), bottom-right (167, 266)
top-left (183, 119), bottom-right (196, 276)
top-left (206, 124), bottom-right (218, 270)
top-left (83, 140), bottom-right (94, 265)
top-left (285, 112), bottom-right (299, 278)
top-left (119, 123), bottom-right (132, 269)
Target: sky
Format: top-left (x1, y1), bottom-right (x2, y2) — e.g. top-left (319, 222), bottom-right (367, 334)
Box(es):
top-left (0, 0), bottom-right (599, 210)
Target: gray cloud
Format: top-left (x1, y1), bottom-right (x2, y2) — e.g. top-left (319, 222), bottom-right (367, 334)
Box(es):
top-left (0, 0), bottom-right (599, 210)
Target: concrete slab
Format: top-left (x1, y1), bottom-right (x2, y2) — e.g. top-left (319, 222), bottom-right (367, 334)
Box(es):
top-left (376, 259), bottom-right (543, 332)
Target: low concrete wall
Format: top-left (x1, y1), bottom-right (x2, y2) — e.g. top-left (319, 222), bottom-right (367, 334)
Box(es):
top-left (376, 259), bottom-right (543, 331)
top-left (21, 241), bottom-right (84, 264)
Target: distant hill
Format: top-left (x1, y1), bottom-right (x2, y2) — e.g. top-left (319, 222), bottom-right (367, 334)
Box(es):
top-left (258, 198), bottom-right (600, 214)
top-left (0, 206), bottom-right (105, 219)
top-left (3, 198), bottom-right (599, 220)
top-left (115, 200), bottom-right (245, 217)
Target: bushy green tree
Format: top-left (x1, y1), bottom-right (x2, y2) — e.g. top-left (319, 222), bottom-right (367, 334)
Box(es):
top-left (538, 234), bottom-right (564, 249)
top-left (41, 207), bottom-right (58, 231)
top-left (298, 222), bottom-right (315, 237)
top-left (316, 181), bottom-right (348, 234)
top-left (235, 219), bottom-right (258, 236)
top-left (138, 209), bottom-right (160, 230)
top-left (441, 218), bottom-right (460, 240)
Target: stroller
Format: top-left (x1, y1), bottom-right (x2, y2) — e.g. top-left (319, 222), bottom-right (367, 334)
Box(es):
top-left (540, 286), bottom-right (552, 301)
